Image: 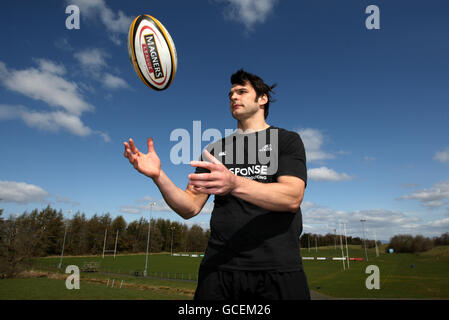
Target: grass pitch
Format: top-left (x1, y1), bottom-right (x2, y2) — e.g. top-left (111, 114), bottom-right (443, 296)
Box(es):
top-left (301, 245), bottom-right (449, 299)
top-left (2, 246), bottom-right (448, 300)
top-left (0, 277), bottom-right (193, 300)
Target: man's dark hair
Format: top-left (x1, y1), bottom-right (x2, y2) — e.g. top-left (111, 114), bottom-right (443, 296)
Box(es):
top-left (230, 69), bottom-right (276, 119)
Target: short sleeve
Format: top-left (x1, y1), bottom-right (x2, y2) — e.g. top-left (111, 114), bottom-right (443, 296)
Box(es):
top-left (274, 131), bottom-right (307, 187)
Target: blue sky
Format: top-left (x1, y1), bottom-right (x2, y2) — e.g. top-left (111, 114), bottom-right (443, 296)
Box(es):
top-left (0, 0), bottom-right (448, 241)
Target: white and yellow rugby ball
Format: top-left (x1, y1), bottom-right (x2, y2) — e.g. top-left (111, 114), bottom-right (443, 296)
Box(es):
top-left (127, 15), bottom-right (177, 91)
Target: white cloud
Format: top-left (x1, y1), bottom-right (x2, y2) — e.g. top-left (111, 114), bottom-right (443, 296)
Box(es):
top-left (300, 201), bottom-right (316, 211)
top-left (423, 201), bottom-right (445, 208)
top-left (0, 60), bottom-right (110, 142)
top-left (301, 205), bottom-right (426, 240)
top-left (53, 195), bottom-right (80, 207)
top-left (301, 200), bottom-right (449, 239)
top-left (118, 197), bottom-right (449, 238)
top-left (296, 128), bottom-right (353, 182)
top-left (408, 217), bottom-right (449, 237)
top-left (308, 167), bottom-right (353, 182)
top-left (67, 0), bottom-right (132, 44)
top-left (34, 58), bottom-right (66, 75)
top-left (120, 206), bottom-right (142, 214)
top-left (73, 48), bottom-right (128, 90)
top-left (0, 104), bottom-right (111, 141)
top-left (24, 109), bottom-right (91, 136)
top-left (201, 202), bottom-right (215, 214)
top-left (434, 147), bottom-right (449, 163)
top-left (54, 38), bottom-right (73, 52)
top-left (121, 197), bottom-right (214, 215)
top-left (219, 0), bottom-right (278, 31)
top-left (74, 48), bottom-right (108, 70)
top-left (104, 73), bottom-right (129, 89)
top-left (0, 181), bottom-right (49, 204)
top-left (424, 217), bottom-right (449, 229)
top-left (0, 60), bottom-right (92, 116)
top-left (95, 131), bottom-right (111, 143)
top-left (296, 128), bottom-right (336, 163)
top-left (398, 179), bottom-right (449, 208)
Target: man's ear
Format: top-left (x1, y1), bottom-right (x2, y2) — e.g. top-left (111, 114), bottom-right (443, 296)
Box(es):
top-left (258, 94), bottom-right (268, 106)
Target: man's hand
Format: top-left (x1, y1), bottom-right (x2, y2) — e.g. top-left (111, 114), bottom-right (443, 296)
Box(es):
top-left (124, 138), bottom-right (161, 180)
top-left (188, 150), bottom-right (237, 195)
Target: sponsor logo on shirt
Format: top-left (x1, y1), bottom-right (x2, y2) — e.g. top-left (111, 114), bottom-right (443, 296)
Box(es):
top-left (259, 144), bottom-right (272, 152)
top-left (229, 165), bottom-right (268, 178)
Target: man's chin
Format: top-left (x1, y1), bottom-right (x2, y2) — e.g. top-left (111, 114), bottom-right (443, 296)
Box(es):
top-left (231, 111), bottom-right (247, 120)
top-left (231, 109), bottom-right (248, 120)
top-left (230, 111), bottom-right (239, 120)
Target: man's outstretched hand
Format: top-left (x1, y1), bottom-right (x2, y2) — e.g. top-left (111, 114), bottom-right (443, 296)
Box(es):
top-left (124, 138), bottom-right (161, 180)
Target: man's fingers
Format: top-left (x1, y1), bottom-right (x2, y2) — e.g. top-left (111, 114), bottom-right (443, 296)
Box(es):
top-left (129, 138), bottom-right (139, 154)
top-left (190, 180), bottom-right (211, 188)
top-left (124, 142), bottom-right (131, 157)
top-left (193, 186), bottom-right (218, 195)
top-left (190, 161), bottom-right (215, 171)
top-left (193, 185), bottom-right (209, 193)
top-left (203, 150), bottom-right (221, 164)
top-left (193, 186), bottom-right (207, 193)
top-left (189, 177), bottom-right (217, 188)
top-left (189, 173), bottom-right (213, 181)
top-left (147, 137), bottom-right (155, 153)
top-left (124, 144), bottom-right (133, 158)
top-left (123, 143), bottom-right (137, 165)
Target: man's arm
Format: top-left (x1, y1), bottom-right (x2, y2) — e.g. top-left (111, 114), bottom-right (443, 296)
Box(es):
top-left (189, 151), bottom-right (304, 213)
top-left (153, 170), bottom-right (209, 219)
top-left (124, 138), bottom-right (209, 219)
top-left (231, 175), bottom-right (304, 213)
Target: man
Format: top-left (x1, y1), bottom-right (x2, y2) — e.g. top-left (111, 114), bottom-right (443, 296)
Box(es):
top-left (123, 69), bottom-right (310, 300)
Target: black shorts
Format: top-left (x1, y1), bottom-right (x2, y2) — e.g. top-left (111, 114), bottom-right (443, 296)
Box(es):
top-left (194, 266), bottom-right (310, 300)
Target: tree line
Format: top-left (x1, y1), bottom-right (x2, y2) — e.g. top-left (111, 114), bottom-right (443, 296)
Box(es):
top-left (388, 233), bottom-right (449, 253)
top-left (299, 232), bottom-right (379, 249)
top-left (299, 231), bottom-right (449, 253)
top-left (1, 206), bottom-right (448, 277)
top-left (0, 206), bottom-right (209, 277)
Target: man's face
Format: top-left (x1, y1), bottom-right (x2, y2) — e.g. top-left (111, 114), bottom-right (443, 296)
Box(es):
top-left (228, 82), bottom-right (267, 120)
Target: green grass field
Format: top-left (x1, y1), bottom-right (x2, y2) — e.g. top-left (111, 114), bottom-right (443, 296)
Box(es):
top-left (0, 277), bottom-right (192, 300)
top-left (1, 246), bottom-right (448, 300)
top-left (34, 253), bottom-right (202, 277)
top-left (301, 245), bottom-right (449, 299)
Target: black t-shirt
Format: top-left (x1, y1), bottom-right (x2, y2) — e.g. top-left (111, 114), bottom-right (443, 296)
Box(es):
top-left (195, 126), bottom-right (307, 271)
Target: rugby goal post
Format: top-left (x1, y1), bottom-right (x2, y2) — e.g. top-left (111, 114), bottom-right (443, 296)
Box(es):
top-left (102, 229), bottom-right (119, 259)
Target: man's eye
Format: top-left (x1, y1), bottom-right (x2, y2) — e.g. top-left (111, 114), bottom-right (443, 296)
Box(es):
top-left (228, 90), bottom-right (246, 98)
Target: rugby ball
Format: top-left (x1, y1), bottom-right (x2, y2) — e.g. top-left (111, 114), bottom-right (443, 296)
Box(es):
top-left (127, 15), bottom-right (177, 91)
